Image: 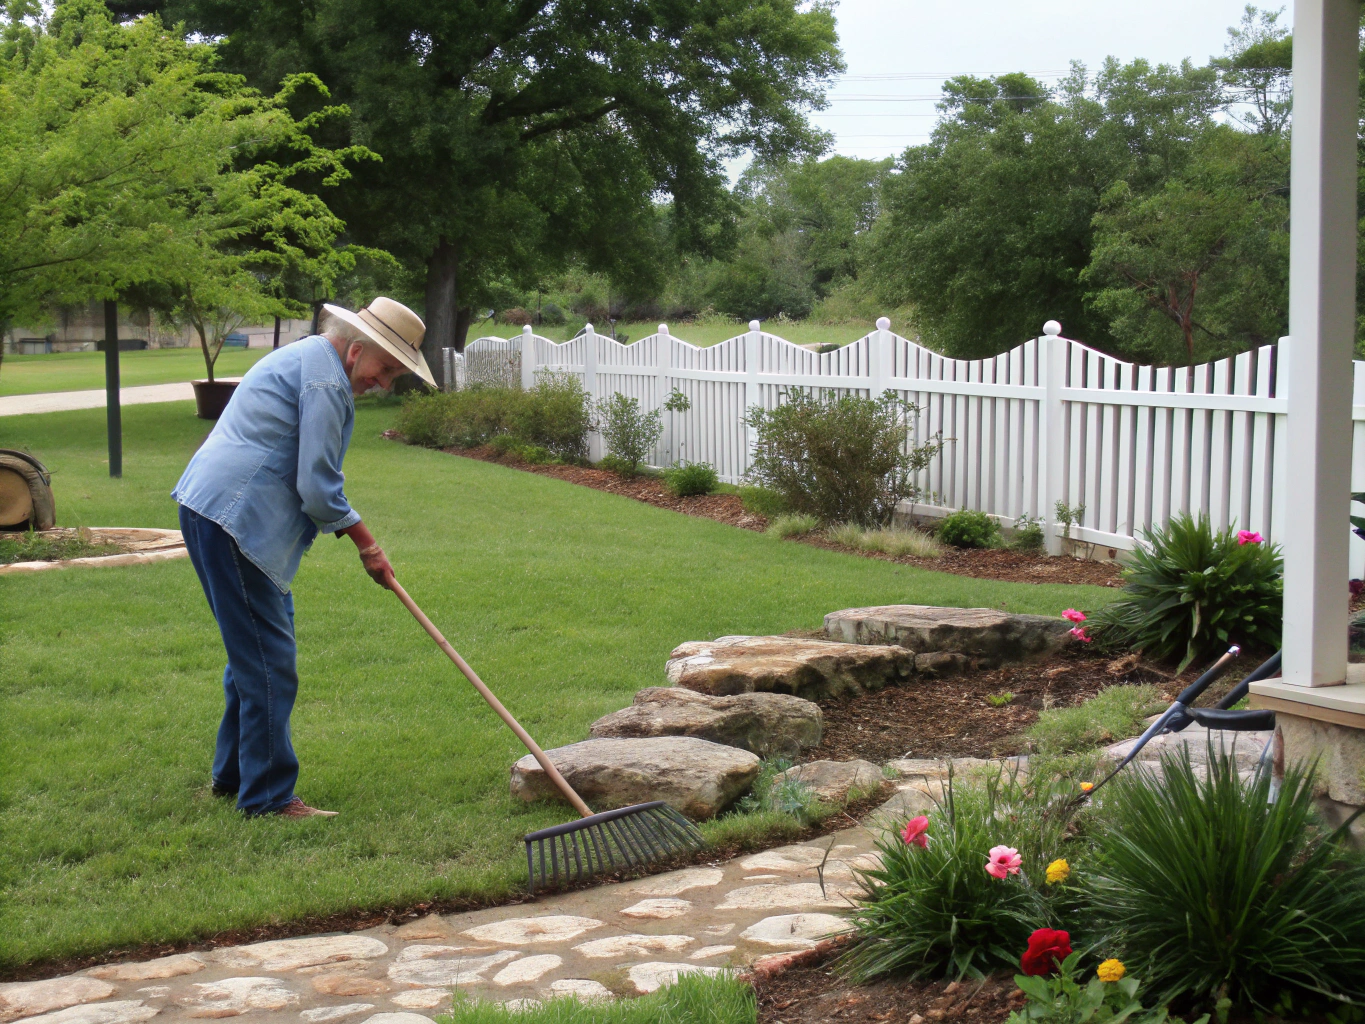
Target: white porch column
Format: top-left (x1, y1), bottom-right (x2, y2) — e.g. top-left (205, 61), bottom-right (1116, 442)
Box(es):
top-left (1282, 0), bottom-right (1358, 688)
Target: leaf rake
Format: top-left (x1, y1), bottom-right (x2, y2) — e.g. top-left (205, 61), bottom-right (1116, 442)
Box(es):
top-left (388, 578), bottom-right (706, 892)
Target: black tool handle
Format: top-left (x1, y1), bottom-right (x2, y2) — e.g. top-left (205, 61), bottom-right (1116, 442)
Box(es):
top-left (1175, 646), bottom-right (1241, 706)
top-left (1214, 650), bottom-right (1282, 710)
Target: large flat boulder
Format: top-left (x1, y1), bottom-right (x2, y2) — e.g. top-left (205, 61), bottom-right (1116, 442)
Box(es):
top-left (666, 635), bottom-right (915, 700)
top-left (772, 759), bottom-right (894, 805)
top-left (824, 605), bottom-right (1068, 665)
top-left (509, 737), bottom-right (760, 820)
top-left (588, 687), bottom-right (823, 759)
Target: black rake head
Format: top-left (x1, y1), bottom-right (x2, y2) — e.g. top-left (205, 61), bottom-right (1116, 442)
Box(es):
top-left (523, 800), bottom-right (706, 892)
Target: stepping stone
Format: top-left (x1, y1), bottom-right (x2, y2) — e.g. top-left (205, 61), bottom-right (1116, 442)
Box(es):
top-left (689, 946), bottom-right (736, 960)
top-left (360, 1015), bottom-right (433, 1024)
top-left (492, 956), bottom-right (561, 986)
top-left (88, 955), bottom-right (205, 982)
top-left (462, 916), bottom-right (603, 944)
top-left (177, 977), bottom-right (299, 1015)
top-left (715, 883), bottom-right (850, 910)
top-left (300, 1004), bottom-right (375, 1021)
top-left (390, 916), bottom-right (451, 941)
top-left (500, 999), bottom-right (543, 1011)
top-left (218, 937), bottom-right (389, 972)
top-left (310, 975), bottom-right (389, 997)
top-left (573, 935), bottom-right (693, 958)
top-left (546, 980), bottom-right (613, 1003)
top-left (740, 845), bottom-right (827, 872)
top-left (589, 688), bottom-right (822, 759)
top-left (386, 951), bottom-right (518, 988)
top-left (740, 914), bottom-right (854, 948)
top-left (386, 992), bottom-right (445, 1010)
top-left (131, 990), bottom-right (168, 1001)
top-left (824, 605), bottom-right (1068, 665)
top-left (619, 899), bottom-right (691, 920)
top-left (0, 978), bottom-right (117, 1022)
top-left (666, 636), bottom-right (915, 700)
top-left (627, 867), bottom-right (724, 896)
top-left (10, 1002), bottom-right (158, 1024)
top-left (772, 759), bottom-right (893, 805)
top-left (626, 963), bottom-right (727, 995)
top-left (509, 737), bottom-right (759, 820)
top-left (1106, 724), bottom-right (1272, 771)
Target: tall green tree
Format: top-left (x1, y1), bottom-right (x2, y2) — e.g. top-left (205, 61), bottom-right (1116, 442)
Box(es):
top-left (143, 0), bottom-right (843, 383)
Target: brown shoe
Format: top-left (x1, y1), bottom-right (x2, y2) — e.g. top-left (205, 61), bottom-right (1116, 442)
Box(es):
top-left (273, 796), bottom-right (338, 818)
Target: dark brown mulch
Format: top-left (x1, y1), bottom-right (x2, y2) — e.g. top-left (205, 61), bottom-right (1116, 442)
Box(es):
top-left (811, 646), bottom-right (1176, 763)
top-left (414, 439), bottom-right (1125, 589)
top-left (755, 946), bottom-right (1021, 1024)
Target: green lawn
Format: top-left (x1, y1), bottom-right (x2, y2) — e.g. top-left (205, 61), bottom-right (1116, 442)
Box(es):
top-left (0, 400), bottom-right (1115, 970)
top-left (0, 347), bottom-right (269, 396)
top-left (471, 320), bottom-right (877, 348)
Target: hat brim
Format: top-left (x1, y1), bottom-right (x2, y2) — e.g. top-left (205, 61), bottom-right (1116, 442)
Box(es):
top-left (322, 303), bottom-right (436, 388)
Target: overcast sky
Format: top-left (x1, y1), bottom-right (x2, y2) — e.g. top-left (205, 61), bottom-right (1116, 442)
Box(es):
top-left (813, 0), bottom-right (1268, 160)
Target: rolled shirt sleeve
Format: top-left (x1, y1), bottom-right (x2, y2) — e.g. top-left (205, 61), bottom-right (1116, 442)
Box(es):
top-left (296, 381), bottom-right (361, 533)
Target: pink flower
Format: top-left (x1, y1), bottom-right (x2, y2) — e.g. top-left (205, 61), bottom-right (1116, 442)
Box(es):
top-left (1068, 626), bottom-right (1093, 644)
top-left (1237, 530), bottom-right (1264, 546)
top-left (985, 845), bottom-right (1022, 879)
top-left (901, 815), bottom-right (930, 848)
top-left (1062, 609), bottom-right (1086, 624)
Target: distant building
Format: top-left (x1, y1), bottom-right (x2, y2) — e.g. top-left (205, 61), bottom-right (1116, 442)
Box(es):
top-left (2, 302), bottom-right (314, 354)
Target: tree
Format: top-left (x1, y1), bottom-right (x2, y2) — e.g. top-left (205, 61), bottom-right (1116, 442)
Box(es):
top-left (145, 0), bottom-right (843, 383)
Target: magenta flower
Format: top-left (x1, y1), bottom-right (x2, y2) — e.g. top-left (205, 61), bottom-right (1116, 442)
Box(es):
top-left (901, 815), bottom-right (930, 848)
top-left (1068, 626), bottom-right (1093, 644)
top-left (1062, 609), bottom-right (1086, 624)
top-left (1237, 530), bottom-right (1264, 546)
top-left (985, 845), bottom-right (1022, 879)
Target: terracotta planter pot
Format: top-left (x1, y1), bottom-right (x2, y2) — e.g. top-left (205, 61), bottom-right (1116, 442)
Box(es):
top-left (192, 379), bottom-right (239, 420)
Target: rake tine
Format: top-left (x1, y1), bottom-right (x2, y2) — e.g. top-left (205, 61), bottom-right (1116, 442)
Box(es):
top-left (562, 832), bottom-right (578, 882)
top-left (642, 808), bottom-right (681, 856)
top-left (566, 828), bottom-right (585, 881)
top-left (657, 805), bottom-right (705, 850)
top-left (584, 822), bottom-right (608, 875)
top-left (594, 823), bottom-right (616, 870)
top-left (526, 842), bottom-right (536, 893)
top-left (610, 817), bottom-right (647, 866)
top-left (622, 810), bottom-right (666, 862)
top-left (652, 806), bottom-right (702, 851)
top-left (602, 819), bottom-right (634, 867)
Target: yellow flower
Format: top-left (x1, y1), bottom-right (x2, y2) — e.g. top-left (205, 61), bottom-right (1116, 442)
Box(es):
top-left (1097, 959), bottom-right (1126, 983)
top-left (1080, 781), bottom-right (1095, 793)
top-left (1045, 859), bottom-right (1071, 884)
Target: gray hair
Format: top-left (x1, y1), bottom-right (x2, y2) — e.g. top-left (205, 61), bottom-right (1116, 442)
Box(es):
top-left (320, 311), bottom-right (371, 348)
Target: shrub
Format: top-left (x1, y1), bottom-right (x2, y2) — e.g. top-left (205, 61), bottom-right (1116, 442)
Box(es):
top-left (767, 513), bottom-right (820, 538)
top-left (538, 302), bottom-right (566, 325)
top-left (662, 461), bottom-right (719, 497)
top-left (1085, 747), bottom-right (1365, 1011)
top-left (738, 485), bottom-right (788, 518)
top-left (1006, 951), bottom-right (1161, 1024)
top-left (512, 372), bottom-right (592, 461)
top-left (395, 386), bottom-right (524, 448)
top-left (1011, 515), bottom-right (1046, 553)
top-left (854, 525), bottom-right (944, 558)
top-left (745, 389), bottom-right (941, 526)
top-left (1087, 513), bottom-right (1282, 671)
top-left (1026, 686), bottom-right (1163, 755)
top-left (596, 393), bottom-right (663, 475)
top-left (495, 307), bottom-right (533, 326)
top-left (840, 768), bottom-right (1058, 983)
top-left (937, 509), bottom-right (1001, 549)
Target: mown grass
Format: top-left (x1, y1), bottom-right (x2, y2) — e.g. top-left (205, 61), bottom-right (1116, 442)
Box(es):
top-left (442, 972), bottom-right (753, 1022)
top-left (0, 347), bottom-right (269, 396)
top-left (1026, 685), bottom-right (1166, 755)
top-left (0, 399), bottom-right (1115, 970)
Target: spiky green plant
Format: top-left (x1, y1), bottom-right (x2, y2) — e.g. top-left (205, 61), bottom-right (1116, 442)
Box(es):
top-left (1087, 513), bottom-right (1281, 671)
top-left (1085, 746), bottom-right (1365, 1012)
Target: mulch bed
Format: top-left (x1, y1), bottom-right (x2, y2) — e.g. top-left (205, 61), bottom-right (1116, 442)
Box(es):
top-left (413, 439), bottom-right (1124, 589)
top-left (755, 946), bottom-right (1021, 1024)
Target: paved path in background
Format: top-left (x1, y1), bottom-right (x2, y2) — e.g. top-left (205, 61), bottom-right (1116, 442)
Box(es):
top-left (0, 383), bottom-right (194, 417)
top-left (0, 822), bottom-right (896, 1023)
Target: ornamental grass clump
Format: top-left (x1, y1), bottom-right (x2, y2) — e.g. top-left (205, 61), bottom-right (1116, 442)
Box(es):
top-left (1085, 745), bottom-right (1365, 1012)
top-left (661, 461), bottom-right (719, 496)
top-left (1086, 513), bottom-right (1281, 671)
top-left (840, 766), bottom-right (1074, 982)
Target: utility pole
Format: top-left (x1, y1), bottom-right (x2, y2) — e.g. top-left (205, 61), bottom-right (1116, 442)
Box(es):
top-left (104, 299), bottom-right (122, 478)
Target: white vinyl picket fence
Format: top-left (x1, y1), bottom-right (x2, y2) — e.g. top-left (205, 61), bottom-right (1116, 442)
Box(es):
top-left (443, 318), bottom-right (1365, 573)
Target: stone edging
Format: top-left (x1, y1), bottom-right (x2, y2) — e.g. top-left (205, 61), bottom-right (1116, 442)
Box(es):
top-left (0, 528), bottom-right (187, 575)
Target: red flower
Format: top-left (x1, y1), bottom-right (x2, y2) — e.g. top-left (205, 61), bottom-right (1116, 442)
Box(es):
top-left (901, 815), bottom-right (930, 848)
top-left (1020, 928), bottom-right (1072, 977)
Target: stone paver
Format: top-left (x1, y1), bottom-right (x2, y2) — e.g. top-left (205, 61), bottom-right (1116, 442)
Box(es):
top-left (5, 822), bottom-right (890, 1022)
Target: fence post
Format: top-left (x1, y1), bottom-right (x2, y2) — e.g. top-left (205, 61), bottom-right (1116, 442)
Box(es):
top-left (585, 322), bottom-right (601, 461)
top-left (658, 323), bottom-right (673, 466)
top-left (1040, 320), bottom-right (1066, 556)
top-left (443, 347), bottom-right (453, 391)
top-left (873, 316), bottom-right (894, 398)
top-left (745, 319), bottom-right (761, 474)
top-left (520, 324), bottom-right (534, 390)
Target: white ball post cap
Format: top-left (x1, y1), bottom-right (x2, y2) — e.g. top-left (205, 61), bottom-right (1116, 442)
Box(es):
top-left (584, 323), bottom-right (594, 332)
top-left (876, 316), bottom-right (891, 331)
top-left (749, 320), bottom-right (761, 331)
top-left (1043, 320), bottom-right (1062, 336)
top-left (522, 324), bottom-right (533, 335)
top-left (658, 323), bottom-right (669, 335)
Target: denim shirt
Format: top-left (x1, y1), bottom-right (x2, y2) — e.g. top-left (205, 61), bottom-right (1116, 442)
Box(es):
top-left (173, 336), bottom-right (361, 592)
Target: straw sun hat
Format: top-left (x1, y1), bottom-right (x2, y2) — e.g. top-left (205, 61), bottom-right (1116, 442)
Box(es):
top-left (322, 297), bottom-right (435, 387)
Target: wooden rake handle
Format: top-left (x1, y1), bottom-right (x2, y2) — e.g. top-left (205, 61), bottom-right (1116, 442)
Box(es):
top-left (387, 576), bottom-right (594, 819)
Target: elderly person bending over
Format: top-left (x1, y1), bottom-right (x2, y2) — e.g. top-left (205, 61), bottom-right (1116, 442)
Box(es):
top-left (173, 298), bottom-right (433, 818)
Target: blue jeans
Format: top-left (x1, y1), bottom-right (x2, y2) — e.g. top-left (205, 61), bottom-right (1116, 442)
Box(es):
top-left (179, 505), bottom-right (299, 815)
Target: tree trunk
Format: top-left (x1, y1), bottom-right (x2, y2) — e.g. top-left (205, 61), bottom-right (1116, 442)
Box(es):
top-left (454, 306), bottom-right (474, 352)
top-left (311, 300), bottom-right (324, 336)
top-left (273, 315), bottom-right (281, 350)
top-left (423, 238), bottom-right (461, 388)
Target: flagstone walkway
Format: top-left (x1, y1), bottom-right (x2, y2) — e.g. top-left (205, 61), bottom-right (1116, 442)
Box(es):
top-left (0, 383), bottom-right (194, 417)
top-left (0, 822), bottom-right (898, 1024)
